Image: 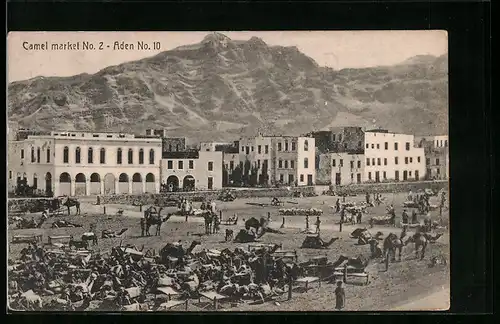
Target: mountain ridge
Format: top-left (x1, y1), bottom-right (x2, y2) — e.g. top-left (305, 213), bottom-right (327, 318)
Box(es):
top-left (8, 34), bottom-right (448, 142)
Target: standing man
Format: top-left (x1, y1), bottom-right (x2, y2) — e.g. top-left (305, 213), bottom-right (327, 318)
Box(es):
top-left (340, 206), bottom-right (346, 224)
top-left (335, 198), bottom-right (340, 213)
top-left (305, 215), bottom-right (310, 232)
top-left (365, 192), bottom-right (371, 205)
top-left (411, 209), bottom-right (418, 224)
top-left (315, 216), bottom-right (321, 234)
top-left (402, 209), bottom-right (409, 225)
top-left (356, 210), bottom-right (363, 224)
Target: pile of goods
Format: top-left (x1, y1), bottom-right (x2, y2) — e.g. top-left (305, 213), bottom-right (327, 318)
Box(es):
top-left (278, 208), bottom-right (323, 216)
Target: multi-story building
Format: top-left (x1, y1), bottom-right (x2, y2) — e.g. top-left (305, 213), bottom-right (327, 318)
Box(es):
top-left (308, 127), bottom-right (365, 155)
top-left (160, 151), bottom-right (223, 191)
top-left (7, 130), bottom-right (163, 196)
top-left (271, 136), bottom-right (316, 186)
top-left (364, 129), bottom-right (426, 182)
top-left (416, 136), bottom-right (449, 180)
top-left (317, 152), bottom-right (365, 185)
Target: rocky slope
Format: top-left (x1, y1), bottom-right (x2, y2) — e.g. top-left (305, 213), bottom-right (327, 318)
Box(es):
top-left (8, 33), bottom-right (448, 142)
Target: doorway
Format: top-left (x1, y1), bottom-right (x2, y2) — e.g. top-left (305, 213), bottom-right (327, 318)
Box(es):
top-left (335, 173), bottom-right (341, 185)
top-left (395, 171), bottom-right (400, 181)
top-left (415, 170), bottom-right (419, 181)
top-left (375, 171), bottom-right (380, 183)
top-left (208, 177), bottom-right (213, 190)
top-left (403, 171), bottom-right (408, 181)
top-left (307, 174), bottom-right (313, 186)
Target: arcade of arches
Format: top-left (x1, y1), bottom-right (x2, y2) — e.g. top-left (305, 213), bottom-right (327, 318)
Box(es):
top-left (55, 172), bottom-right (158, 196)
top-left (163, 175), bottom-right (196, 192)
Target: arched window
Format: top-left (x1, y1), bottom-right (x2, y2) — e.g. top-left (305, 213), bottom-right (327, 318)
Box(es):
top-left (88, 147), bottom-right (94, 164)
top-left (36, 147), bottom-right (41, 163)
top-left (128, 149), bottom-right (133, 164)
top-left (139, 149), bottom-right (144, 164)
top-left (75, 147), bottom-right (81, 164)
top-left (304, 157), bottom-right (309, 169)
top-left (149, 149), bottom-right (155, 165)
top-left (46, 148), bottom-right (51, 163)
top-left (304, 140), bottom-right (309, 151)
top-left (117, 148), bottom-right (122, 164)
top-left (31, 147), bottom-right (35, 162)
top-left (63, 146), bottom-right (69, 163)
top-left (100, 148), bottom-right (106, 164)
top-left (33, 174), bottom-right (38, 189)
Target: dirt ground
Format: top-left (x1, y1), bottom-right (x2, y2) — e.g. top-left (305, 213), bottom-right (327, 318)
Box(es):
top-left (8, 192), bottom-right (450, 311)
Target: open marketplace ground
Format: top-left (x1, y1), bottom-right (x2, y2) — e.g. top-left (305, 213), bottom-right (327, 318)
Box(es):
top-left (8, 193), bottom-right (450, 311)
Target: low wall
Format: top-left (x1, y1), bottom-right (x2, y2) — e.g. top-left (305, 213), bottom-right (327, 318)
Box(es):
top-left (99, 186), bottom-right (317, 205)
top-left (330, 180), bottom-right (448, 195)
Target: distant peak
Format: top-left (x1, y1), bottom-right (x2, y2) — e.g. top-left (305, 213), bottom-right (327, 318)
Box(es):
top-left (247, 36), bottom-right (267, 46)
top-left (202, 32), bottom-right (231, 44)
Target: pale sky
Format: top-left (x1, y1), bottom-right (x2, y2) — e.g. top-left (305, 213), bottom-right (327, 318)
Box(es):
top-left (7, 31), bottom-right (447, 83)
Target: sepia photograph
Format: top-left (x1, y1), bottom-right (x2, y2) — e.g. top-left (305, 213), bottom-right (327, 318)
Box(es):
top-left (7, 31), bottom-right (449, 312)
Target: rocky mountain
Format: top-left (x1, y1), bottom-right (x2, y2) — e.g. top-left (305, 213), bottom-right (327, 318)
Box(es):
top-left (8, 32), bottom-right (448, 142)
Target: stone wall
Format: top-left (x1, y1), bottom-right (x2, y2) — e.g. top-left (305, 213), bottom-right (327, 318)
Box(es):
top-left (331, 180), bottom-right (448, 195)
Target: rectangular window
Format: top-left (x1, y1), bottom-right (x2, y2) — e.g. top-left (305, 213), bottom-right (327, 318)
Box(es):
top-left (368, 172), bottom-right (372, 180)
top-left (208, 161), bottom-right (214, 171)
top-left (394, 142), bottom-right (399, 150)
top-left (339, 159), bottom-right (343, 167)
top-left (384, 158), bottom-right (387, 165)
top-left (300, 174), bottom-right (304, 182)
top-left (279, 160), bottom-right (283, 168)
top-left (372, 158), bottom-right (375, 165)
top-left (405, 157), bottom-right (409, 164)
top-left (251, 146), bottom-right (254, 152)
top-left (280, 174), bottom-right (284, 182)
top-left (350, 161), bottom-right (354, 169)
top-left (241, 146), bottom-right (244, 152)
top-left (357, 173), bottom-right (361, 183)
top-left (246, 146), bottom-right (250, 154)
top-left (377, 158), bottom-right (381, 166)
top-left (409, 171), bottom-right (412, 177)
top-left (395, 170), bottom-right (400, 181)
top-left (290, 160), bottom-right (295, 168)
top-left (265, 145), bottom-right (269, 154)
top-left (437, 168), bottom-right (441, 175)
top-left (285, 141), bottom-right (289, 151)
top-left (333, 159), bottom-right (336, 167)
top-left (418, 156), bottom-right (421, 163)
top-left (167, 161), bottom-right (173, 169)
top-left (258, 145), bottom-right (262, 154)
top-left (47, 149), bottom-right (51, 163)
top-left (9, 171), bottom-right (12, 179)
top-left (189, 160), bottom-right (194, 169)
top-left (410, 157), bottom-right (413, 163)
top-left (258, 160), bottom-right (261, 168)
top-left (384, 142), bottom-right (388, 150)
top-left (291, 142), bottom-right (296, 151)
top-left (100, 150), bottom-right (105, 164)
top-left (366, 143), bottom-right (369, 149)
top-left (357, 161), bottom-right (361, 168)
top-left (284, 160), bottom-right (288, 168)
top-left (229, 161), bottom-right (234, 170)
top-left (366, 158), bottom-right (370, 166)
top-left (376, 144), bottom-right (380, 149)
top-left (278, 142), bottom-right (282, 151)
top-left (383, 171), bottom-right (387, 179)
top-left (395, 157), bottom-right (399, 165)
top-left (21, 149), bottom-right (24, 159)
top-left (406, 142), bottom-right (410, 151)
top-left (178, 161), bottom-right (184, 169)
top-left (371, 144), bottom-right (374, 149)
top-left (333, 134), bottom-right (336, 141)
top-left (436, 158), bottom-right (440, 165)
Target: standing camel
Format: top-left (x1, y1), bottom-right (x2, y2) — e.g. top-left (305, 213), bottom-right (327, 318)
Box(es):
top-left (61, 197), bottom-right (81, 215)
top-left (144, 207), bottom-right (170, 236)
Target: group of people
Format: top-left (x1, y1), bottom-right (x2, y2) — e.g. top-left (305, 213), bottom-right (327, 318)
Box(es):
top-left (305, 215), bottom-right (322, 233)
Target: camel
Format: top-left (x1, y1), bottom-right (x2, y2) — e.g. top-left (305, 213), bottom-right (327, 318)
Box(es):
top-left (159, 240), bottom-right (201, 265)
top-left (383, 233), bottom-right (404, 263)
top-left (51, 220), bottom-right (83, 228)
top-left (404, 233), bottom-right (428, 260)
top-left (101, 228), bottom-right (128, 238)
top-left (368, 239), bottom-right (383, 259)
top-left (300, 235), bottom-right (339, 249)
top-left (61, 197), bottom-right (81, 215)
top-left (69, 236), bottom-right (89, 250)
top-left (144, 207), bottom-right (170, 236)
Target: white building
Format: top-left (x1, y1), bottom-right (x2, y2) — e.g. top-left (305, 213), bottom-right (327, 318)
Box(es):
top-left (7, 131), bottom-right (163, 196)
top-left (160, 151), bottom-right (223, 191)
top-left (364, 130), bottom-right (426, 182)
